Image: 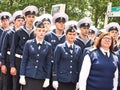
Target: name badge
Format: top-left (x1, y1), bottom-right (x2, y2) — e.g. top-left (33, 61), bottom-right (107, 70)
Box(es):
top-left (51, 40), bottom-right (56, 43)
top-left (65, 52), bottom-right (68, 55)
top-left (23, 37), bottom-right (26, 39)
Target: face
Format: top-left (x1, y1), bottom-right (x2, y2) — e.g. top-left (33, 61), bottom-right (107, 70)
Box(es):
top-left (25, 14), bottom-right (35, 25)
top-left (35, 28), bottom-right (46, 40)
top-left (88, 33), bottom-right (95, 39)
top-left (1, 19), bottom-right (9, 28)
top-left (43, 21), bottom-right (51, 32)
top-left (66, 32), bottom-right (77, 43)
top-left (101, 35), bottom-right (112, 49)
top-left (14, 18), bottom-right (24, 28)
top-left (80, 27), bottom-right (89, 36)
top-left (55, 21), bottom-right (65, 31)
top-left (109, 30), bottom-right (118, 41)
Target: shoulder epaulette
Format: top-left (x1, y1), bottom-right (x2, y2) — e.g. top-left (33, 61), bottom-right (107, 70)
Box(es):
top-left (89, 47), bottom-right (97, 52)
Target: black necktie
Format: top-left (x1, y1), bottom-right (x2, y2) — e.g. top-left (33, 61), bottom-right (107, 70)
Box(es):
top-left (105, 52), bottom-right (108, 57)
top-left (69, 45), bottom-right (73, 50)
top-left (37, 43), bottom-right (42, 49)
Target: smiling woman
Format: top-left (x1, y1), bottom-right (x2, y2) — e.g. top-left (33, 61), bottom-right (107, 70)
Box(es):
top-left (78, 32), bottom-right (119, 90)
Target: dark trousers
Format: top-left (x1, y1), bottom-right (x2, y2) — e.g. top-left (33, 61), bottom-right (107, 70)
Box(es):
top-left (13, 57), bottom-right (21, 90)
top-left (58, 82), bottom-right (76, 90)
top-left (118, 86), bottom-right (120, 90)
top-left (23, 77), bottom-right (44, 90)
top-left (0, 71), bottom-right (3, 90)
top-left (44, 61), bottom-right (55, 90)
top-left (2, 55), bottom-right (13, 90)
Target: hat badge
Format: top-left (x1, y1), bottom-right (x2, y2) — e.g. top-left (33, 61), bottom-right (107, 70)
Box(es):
top-left (85, 23), bottom-right (88, 26)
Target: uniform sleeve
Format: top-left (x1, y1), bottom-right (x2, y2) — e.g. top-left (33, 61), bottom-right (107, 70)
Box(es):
top-left (52, 45), bottom-right (61, 81)
top-left (10, 31), bottom-right (20, 67)
top-left (20, 42), bottom-right (29, 75)
top-left (78, 54), bottom-right (91, 90)
top-left (0, 33), bottom-right (9, 65)
top-left (46, 45), bottom-right (52, 78)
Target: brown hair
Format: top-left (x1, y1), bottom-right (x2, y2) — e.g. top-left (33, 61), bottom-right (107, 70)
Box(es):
top-left (95, 32), bottom-right (114, 51)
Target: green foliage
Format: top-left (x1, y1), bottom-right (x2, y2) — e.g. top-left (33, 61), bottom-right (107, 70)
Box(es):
top-left (0, 0), bottom-right (120, 28)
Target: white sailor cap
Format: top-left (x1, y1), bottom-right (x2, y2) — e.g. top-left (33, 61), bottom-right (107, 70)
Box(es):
top-left (89, 26), bottom-right (98, 34)
top-left (22, 5), bottom-right (38, 16)
top-left (77, 17), bottom-right (92, 28)
top-left (52, 12), bottom-right (68, 24)
top-left (105, 22), bottom-right (120, 32)
top-left (0, 12), bottom-right (11, 20)
top-left (39, 14), bottom-right (52, 23)
top-left (65, 20), bottom-right (78, 31)
top-left (12, 10), bottom-right (24, 21)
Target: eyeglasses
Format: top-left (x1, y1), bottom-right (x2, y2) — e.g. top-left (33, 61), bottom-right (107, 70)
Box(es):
top-left (102, 37), bottom-right (112, 41)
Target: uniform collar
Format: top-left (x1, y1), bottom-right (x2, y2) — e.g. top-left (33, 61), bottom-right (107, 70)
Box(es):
top-left (36, 38), bottom-right (43, 44)
top-left (66, 41), bottom-right (74, 48)
top-left (100, 47), bottom-right (110, 57)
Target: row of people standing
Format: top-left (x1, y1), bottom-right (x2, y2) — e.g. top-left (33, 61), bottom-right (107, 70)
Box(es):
top-left (0, 5), bottom-right (120, 90)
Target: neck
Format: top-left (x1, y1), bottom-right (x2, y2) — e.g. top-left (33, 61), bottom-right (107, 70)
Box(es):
top-left (67, 41), bottom-right (74, 45)
top-left (101, 47), bottom-right (109, 51)
top-left (56, 29), bottom-right (64, 36)
top-left (80, 34), bottom-right (88, 40)
top-left (3, 26), bottom-right (9, 30)
top-left (15, 25), bottom-right (19, 31)
top-left (26, 23), bottom-right (33, 30)
top-left (36, 37), bottom-right (43, 42)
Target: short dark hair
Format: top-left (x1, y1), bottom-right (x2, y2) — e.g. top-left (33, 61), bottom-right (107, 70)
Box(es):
top-left (55, 17), bottom-right (66, 23)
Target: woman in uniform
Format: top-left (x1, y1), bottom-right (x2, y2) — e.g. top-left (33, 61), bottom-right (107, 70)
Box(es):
top-left (79, 32), bottom-right (118, 90)
top-left (19, 21), bottom-right (52, 90)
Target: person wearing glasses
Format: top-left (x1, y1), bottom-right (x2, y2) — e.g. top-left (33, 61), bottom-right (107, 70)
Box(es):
top-left (78, 32), bottom-right (118, 90)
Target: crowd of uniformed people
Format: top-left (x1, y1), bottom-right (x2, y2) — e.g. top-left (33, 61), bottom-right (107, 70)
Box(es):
top-left (0, 5), bottom-right (120, 90)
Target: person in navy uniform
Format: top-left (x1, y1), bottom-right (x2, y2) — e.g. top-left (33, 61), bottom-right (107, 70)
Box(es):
top-left (44, 12), bottom-right (68, 90)
top-left (0, 11), bottom-right (12, 90)
top-left (0, 12), bottom-right (12, 54)
top-left (88, 26), bottom-right (98, 40)
top-left (79, 32), bottom-right (118, 90)
top-left (19, 21), bottom-right (52, 90)
top-left (44, 12), bottom-right (68, 51)
top-left (52, 25), bottom-right (82, 90)
top-left (0, 10), bottom-right (24, 90)
top-left (12, 10), bottom-right (25, 31)
top-left (75, 17), bottom-right (93, 52)
top-left (115, 49), bottom-right (120, 90)
top-left (39, 14), bottom-right (52, 33)
top-left (105, 22), bottom-right (120, 51)
top-left (10, 5), bottom-right (38, 90)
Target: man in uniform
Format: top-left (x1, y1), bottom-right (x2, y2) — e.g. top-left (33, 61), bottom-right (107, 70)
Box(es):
top-left (105, 22), bottom-right (120, 51)
top-left (75, 17), bottom-right (93, 52)
top-left (0, 10), bottom-right (24, 90)
top-left (88, 26), bottom-right (98, 40)
top-left (0, 11), bottom-right (12, 90)
top-left (10, 5), bottom-right (38, 90)
top-left (39, 14), bottom-right (52, 33)
top-left (44, 12), bottom-right (68, 90)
